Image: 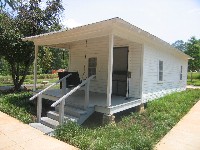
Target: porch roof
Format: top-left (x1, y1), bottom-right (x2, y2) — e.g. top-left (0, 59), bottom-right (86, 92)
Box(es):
top-left (23, 17), bottom-right (192, 60)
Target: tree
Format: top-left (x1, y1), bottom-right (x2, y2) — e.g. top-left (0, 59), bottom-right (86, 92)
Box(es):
top-left (0, 0), bottom-right (18, 10)
top-left (185, 37), bottom-right (200, 72)
top-left (0, 0), bottom-right (64, 91)
top-left (0, 57), bottom-right (10, 75)
top-left (38, 47), bottom-right (53, 74)
top-left (50, 48), bottom-right (68, 70)
top-left (0, 13), bottom-right (34, 90)
top-left (172, 40), bottom-right (186, 52)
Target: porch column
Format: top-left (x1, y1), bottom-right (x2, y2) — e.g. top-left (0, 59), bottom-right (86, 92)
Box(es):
top-left (33, 45), bottom-right (39, 91)
top-left (106, 34), bottom-right (114, 107)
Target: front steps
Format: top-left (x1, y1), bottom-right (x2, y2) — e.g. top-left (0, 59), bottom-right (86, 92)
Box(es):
top-left (30, 104), bottom-right (94, 134)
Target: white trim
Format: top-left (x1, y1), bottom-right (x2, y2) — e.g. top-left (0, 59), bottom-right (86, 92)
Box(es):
top-left (140, 44), bottom-right (144, 103)
top-left (23, 17), bottom-right (192, 60)
top-left (33, 45), bottom-right (38, 91)
top-left (158, 60), bottom-right (164, 83)
top-left (106, 34), bottom-right (114, 107)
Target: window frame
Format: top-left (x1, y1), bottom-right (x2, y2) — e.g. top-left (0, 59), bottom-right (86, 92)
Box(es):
top-left (158, 60), bottom-right (163, 82)
top-left (88, 57), bottom-right (97, 78)
top-left (180, 65), bottom-right (183, 80)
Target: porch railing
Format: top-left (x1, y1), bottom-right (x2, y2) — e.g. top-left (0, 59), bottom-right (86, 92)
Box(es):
top-left (51, 75), bottom-right (96, 125)
top-left (29, 74), bottom-right (72, 122)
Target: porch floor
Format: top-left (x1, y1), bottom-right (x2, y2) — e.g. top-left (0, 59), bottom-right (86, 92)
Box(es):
top-left (36, 89), bottom-right (142, 114)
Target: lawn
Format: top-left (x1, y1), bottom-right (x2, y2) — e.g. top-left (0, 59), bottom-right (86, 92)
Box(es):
top-left (0, 89), bottom-right (200, 150)
top-left (0, 92), bottom-right (35, 123)
top-left (54, 89), bottom-right (200, 150)
top-left (0, 74), bottom-right (59, 89)
top-left (187, 79), bottom-right (200, 86)
top-left (187, 72), bottom-right (200, 86)
top-left (0, 92), bottom-right (54, 123)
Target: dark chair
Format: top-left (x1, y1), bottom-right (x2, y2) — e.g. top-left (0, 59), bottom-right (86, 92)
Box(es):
top-left (58, 72), bottom-right (81, 89)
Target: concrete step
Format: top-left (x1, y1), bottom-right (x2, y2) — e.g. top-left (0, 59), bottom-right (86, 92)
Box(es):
top-left (77, 107), bottom-right (95, 124)
top-left (29, 123), bottom-right (54, 134)
top-left (41, 117), bottom-right (59, 129)
top-left (55, 105), bottom-right (87, 117)
top-left (47, 111), bottom-right (78, 123)
top-left (64, 106), bottom-right (87, 117)
top-left (65, 103), bottom-right (85, 110)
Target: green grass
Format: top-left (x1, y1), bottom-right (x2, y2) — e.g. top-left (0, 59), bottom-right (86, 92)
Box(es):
top-left (23, 78), bottom-right (58, 84)
top-left (187, 72), bottom-right (200, 79)
top-left (187, 79), bottom-right (200, 86)
top-left (0, 74), bottom-right (59, 86)
top-left (54, 89), bottom-right (200, 150)
top-left (0, 92), bottom-right (35, 123)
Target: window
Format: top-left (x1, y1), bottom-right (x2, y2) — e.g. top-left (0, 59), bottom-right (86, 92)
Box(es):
top-left (159, 60), bottom-right (163, 81)
top-left (180, 66), bottom-right (183, 80)
top-left (88, 57), bottom-right (97, 77)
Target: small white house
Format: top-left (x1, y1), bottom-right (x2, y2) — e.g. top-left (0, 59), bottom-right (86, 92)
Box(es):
top-left (25, 18), bottom-right (191, 133)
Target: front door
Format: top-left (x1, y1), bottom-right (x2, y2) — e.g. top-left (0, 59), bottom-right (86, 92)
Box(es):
top-left (112, 47), bottom-right (128, 96)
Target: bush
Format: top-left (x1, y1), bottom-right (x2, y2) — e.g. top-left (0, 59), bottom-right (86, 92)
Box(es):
top-left (0, 76), bottom-right (12, 85)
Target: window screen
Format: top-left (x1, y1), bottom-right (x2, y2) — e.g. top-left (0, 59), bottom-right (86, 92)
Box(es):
top-left (88, 57), bottom-right (97, 77)
top-left (159, 60), bottom-right (163, 81)
top-left (180, 66), bottom-right (183, 80)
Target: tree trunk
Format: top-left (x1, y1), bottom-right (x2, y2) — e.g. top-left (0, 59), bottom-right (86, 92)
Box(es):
top-left (190, 71), bottom-right (193, 82)
top-left (10, 61), bottom-right (31, 91)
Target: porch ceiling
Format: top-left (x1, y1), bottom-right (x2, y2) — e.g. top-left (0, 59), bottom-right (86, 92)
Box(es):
top-left (23, 19), bottom-right (113, 48)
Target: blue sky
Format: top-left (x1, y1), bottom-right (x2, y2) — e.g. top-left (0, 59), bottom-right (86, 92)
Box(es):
top-left (61, 0), bottom-right (200, 44)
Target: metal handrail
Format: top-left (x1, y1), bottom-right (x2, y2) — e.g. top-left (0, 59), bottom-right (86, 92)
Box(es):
top-left (29, 74), bottom-right (72, 101)
top-left (51, 75), bottom-right (96, 107)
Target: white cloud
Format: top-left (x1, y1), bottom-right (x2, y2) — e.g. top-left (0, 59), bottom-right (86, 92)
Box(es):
top-left (62, 18), bottom-right (82, 28)
top-left (188, 8), bottom-right (200, 14)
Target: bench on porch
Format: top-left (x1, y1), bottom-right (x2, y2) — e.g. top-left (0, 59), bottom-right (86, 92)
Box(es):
top-left (58, 71), bottom-right (81, 89)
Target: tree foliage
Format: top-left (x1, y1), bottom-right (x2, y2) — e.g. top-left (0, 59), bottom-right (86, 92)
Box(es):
top-left (185, 37), bottom-right (200, 72)
top-left (172, 37), bottom-right (200, 73)
top-left (0, 13), bottom-right (34, 90)
top-left (172, 40), bottom-right (186, 51)
top-left (0, 0), bottom-right (18, 10)
top-left (0, 0), bottom-right (64, 91)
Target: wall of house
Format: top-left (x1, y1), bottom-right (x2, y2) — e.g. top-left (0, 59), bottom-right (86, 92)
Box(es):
top-left (142, 43), bottom-right (188, 102)
top-left (69, 36), bottom-right (142, 98)
top-left (69, 36), bottom-right (109, 93)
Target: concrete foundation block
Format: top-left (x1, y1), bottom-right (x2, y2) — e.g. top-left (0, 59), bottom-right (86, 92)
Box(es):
top-left (136, 103), bottom-right (145, 113)
top-left (102, 114), bottom-right (115, 125)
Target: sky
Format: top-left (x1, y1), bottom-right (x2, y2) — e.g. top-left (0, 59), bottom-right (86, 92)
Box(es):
top-left (60, 0), bottom-right (200, 44)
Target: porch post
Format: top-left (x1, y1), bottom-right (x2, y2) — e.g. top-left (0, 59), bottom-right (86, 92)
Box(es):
top-left (33, 45), bottom-right (39, 91)
top-left (106, 34), bottom-right (114, 107)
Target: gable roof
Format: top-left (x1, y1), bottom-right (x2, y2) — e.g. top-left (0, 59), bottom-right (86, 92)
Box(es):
top-left (23, 17), bottom-right (192, 59)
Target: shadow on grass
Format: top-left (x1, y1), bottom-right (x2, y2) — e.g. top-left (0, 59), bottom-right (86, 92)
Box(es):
top-left (82, 104), bottom-right (148, 128)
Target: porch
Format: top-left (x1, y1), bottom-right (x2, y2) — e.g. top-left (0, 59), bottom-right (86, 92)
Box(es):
top-left (34, 88), bottom-right (142, 115)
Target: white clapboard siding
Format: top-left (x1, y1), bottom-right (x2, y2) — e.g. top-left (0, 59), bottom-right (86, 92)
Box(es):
top-left (69, 36), bottom-right (109, 93)
top-left (69, 35), bottom-right (143, 96)
top-left (142, 43), bottom-right (188, 102)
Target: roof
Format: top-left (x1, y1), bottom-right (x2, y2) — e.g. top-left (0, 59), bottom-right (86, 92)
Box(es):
top-left (23, 17), bottom-right (192, 59)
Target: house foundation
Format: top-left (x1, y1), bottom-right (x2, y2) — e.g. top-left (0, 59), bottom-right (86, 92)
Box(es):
top-left (102, 114), bottom-right (115, 125)
top-left (136, 103), bottom-right (145, 113)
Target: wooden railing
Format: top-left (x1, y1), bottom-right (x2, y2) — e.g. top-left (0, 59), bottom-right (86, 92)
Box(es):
top-left (29, 74), bottom-right (72, 122)
top-left (51, 75), bottom-right (96, 125)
